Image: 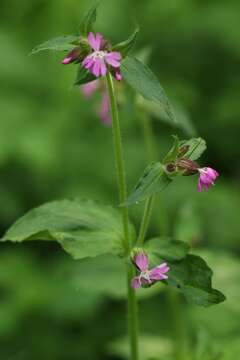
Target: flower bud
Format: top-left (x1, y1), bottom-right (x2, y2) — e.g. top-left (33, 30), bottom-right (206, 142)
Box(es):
top-left (62, 47), bottom-right (81, 65)
top-left (177, 158), bottom-right (199, 175)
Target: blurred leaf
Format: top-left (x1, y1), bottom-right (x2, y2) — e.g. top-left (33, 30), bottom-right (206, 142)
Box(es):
top-left (79, 2), bottom-right (99, 36)
top-left (180, 137), bottom-right (206, 161)
top-left (113, 27), bottom-right (139, 56)
top-left (74, 65), bottom-right (95, 85)
top-left (121, 56), bottom-right (175, 122)
top-left (145, 237), bottom-right (190, 262)
top-left (167, 255), bottom-right (226, 307)
top-left (30, 35), bottom-right (79, 54)
top-left (124, 162), bottom-right (171, 206)
top-left (2, 199), bottom-right (134, 259)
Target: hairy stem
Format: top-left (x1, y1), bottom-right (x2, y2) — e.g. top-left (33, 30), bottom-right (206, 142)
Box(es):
top-left (106, 72), bottom-right (139, 360)
top-left (137, 113), bottom-right (157, 246)
top-left (137, 196), bottom-right (154, 246)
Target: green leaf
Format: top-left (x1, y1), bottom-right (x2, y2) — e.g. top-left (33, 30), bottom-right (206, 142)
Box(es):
top-left (145, 237), bottom-right (190, 262)
top-left (163, 135), bottom-right (180, 164)
top-left (30, 35), bottom-right (79, 54)
top-left (167, 255), bottom-right (226, 306)
top-left (74, 65), bottom-right (95, 85)
top-left (79, 2), bottom-right (99, 36)
top-left (121, 56), bottom-right (175, 122)
top-left (180, 137), bottom-right (207, 161)
top-left (124, 162), bottom-right (171, 206)
top-left (113, 27), bottom-right (139, 57)
top-left (2, 199), bottom-right (135, 259)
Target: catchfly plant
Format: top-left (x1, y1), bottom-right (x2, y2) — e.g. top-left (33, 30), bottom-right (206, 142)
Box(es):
top-left (4, 4), bottom-right (225, 360)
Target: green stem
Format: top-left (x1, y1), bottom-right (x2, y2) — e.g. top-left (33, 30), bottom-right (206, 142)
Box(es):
top-left (106, 72), bottom-right (139, 360)
top-left (137, 196), bottom-right (154, 246)
top-left (137, 112), bottom-right (157, 246)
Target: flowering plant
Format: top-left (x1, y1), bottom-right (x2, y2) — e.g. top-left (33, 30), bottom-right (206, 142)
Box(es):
top-left (2, 3), bottom-right (225, 360)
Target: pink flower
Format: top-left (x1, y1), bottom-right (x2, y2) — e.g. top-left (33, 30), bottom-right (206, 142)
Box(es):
top-left (62, 48), bottom-right (80, 64)
top-left (197, 167), bottom-right (219, 192)
top-left (81, 80), bottom-right (111, 126)
top-left (131, 252), bottom-right (170, 289)
top-left (82, 32), bottom-right (122, 79)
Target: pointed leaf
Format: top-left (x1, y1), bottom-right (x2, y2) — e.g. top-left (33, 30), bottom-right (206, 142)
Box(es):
top-left (167, 255), bottom-right (226, 306)
top-left (113, 27), bottom-right (139, 57)
top-left (145, 237), bottom-right (190, 262)
top-left (31, 35), bottom-right (79, 54)
top-left (2, 199), bottom-right (135, 259)
top-left (121, 56), bottom-right (175, 122)
top-left (180, 137), bottom-right (206, 161)
top-left (79, 2), bottom-right (98, 36)
top-left (124, 162), bottom-right (171, 206)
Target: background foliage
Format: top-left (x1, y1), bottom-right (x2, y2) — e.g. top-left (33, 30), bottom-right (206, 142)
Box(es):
top-left (0, 0), bottom-right (239, 359)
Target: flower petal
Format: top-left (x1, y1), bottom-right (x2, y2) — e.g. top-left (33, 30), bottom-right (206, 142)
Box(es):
top-left (100, 59), bottom-right (107, 76)
top-left (88, 32), bottom-right (98, 51)
top-left (134, 252), bottom-right (149, 272)
top-left (131, 276), bottom-right (141, 289)
top-left (149, 263), bottom-right (170, 281)
top-left (82, 55), bottom-right (94, 68)
top-left (95, 32), bottom-right (103, 51)
top-left (92, 59), bottom-right (101, 77)
top-left (105, 53), bottom-right (121, 67)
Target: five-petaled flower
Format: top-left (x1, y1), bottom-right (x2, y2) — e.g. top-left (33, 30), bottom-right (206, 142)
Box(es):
top-left (131, 252), bottom-right (169, 289)
top-left (82, 32), bottom-right (122, 79)
top-left (81, 80), bottom-right (111, 126)
top-left (197, 167), bottom-right (219, 192)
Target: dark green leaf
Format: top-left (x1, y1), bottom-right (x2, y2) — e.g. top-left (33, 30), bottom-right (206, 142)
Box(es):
top-left (121, 56), bottom-right (175, 122)
top-left (163, 135), bottom-right (180, 164)
top-left (2, 199), bottom-right (135, 259)
top-left (167, 255), bottom-right (226, 306)
top-left (74, 65), bottom-right (95, 85)
top-left (79, 2), bottom-right (98, 36)
top-left (145, 237), bottom-right (190, 262)
top-left (180, 137), bottom-right (206, 161)
top-left (30, 35), bottom-right (79, 54)
top-left (124, 162), bottom-right (171, 206)
top-left (113, 28), bottom-right (139, 57)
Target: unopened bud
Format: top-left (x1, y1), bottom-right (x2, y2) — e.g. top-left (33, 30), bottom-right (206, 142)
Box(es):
top-left (62, 47), bottom-right (81, 65)
top-left (177, 158), bottom-right (199, 175)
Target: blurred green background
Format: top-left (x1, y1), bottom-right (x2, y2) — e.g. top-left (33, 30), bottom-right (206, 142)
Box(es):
top-left (0, 0), bottom-right (239, 359)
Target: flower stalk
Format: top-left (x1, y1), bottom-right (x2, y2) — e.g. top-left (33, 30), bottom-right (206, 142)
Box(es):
top-left (106, 72), bottom-right (139, 360)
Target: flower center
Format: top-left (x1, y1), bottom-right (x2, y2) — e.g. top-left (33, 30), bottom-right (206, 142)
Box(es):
top-left (91, 50), bottom-right (107, 60)
top-left (140, 270), bottom-right (151, 282)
